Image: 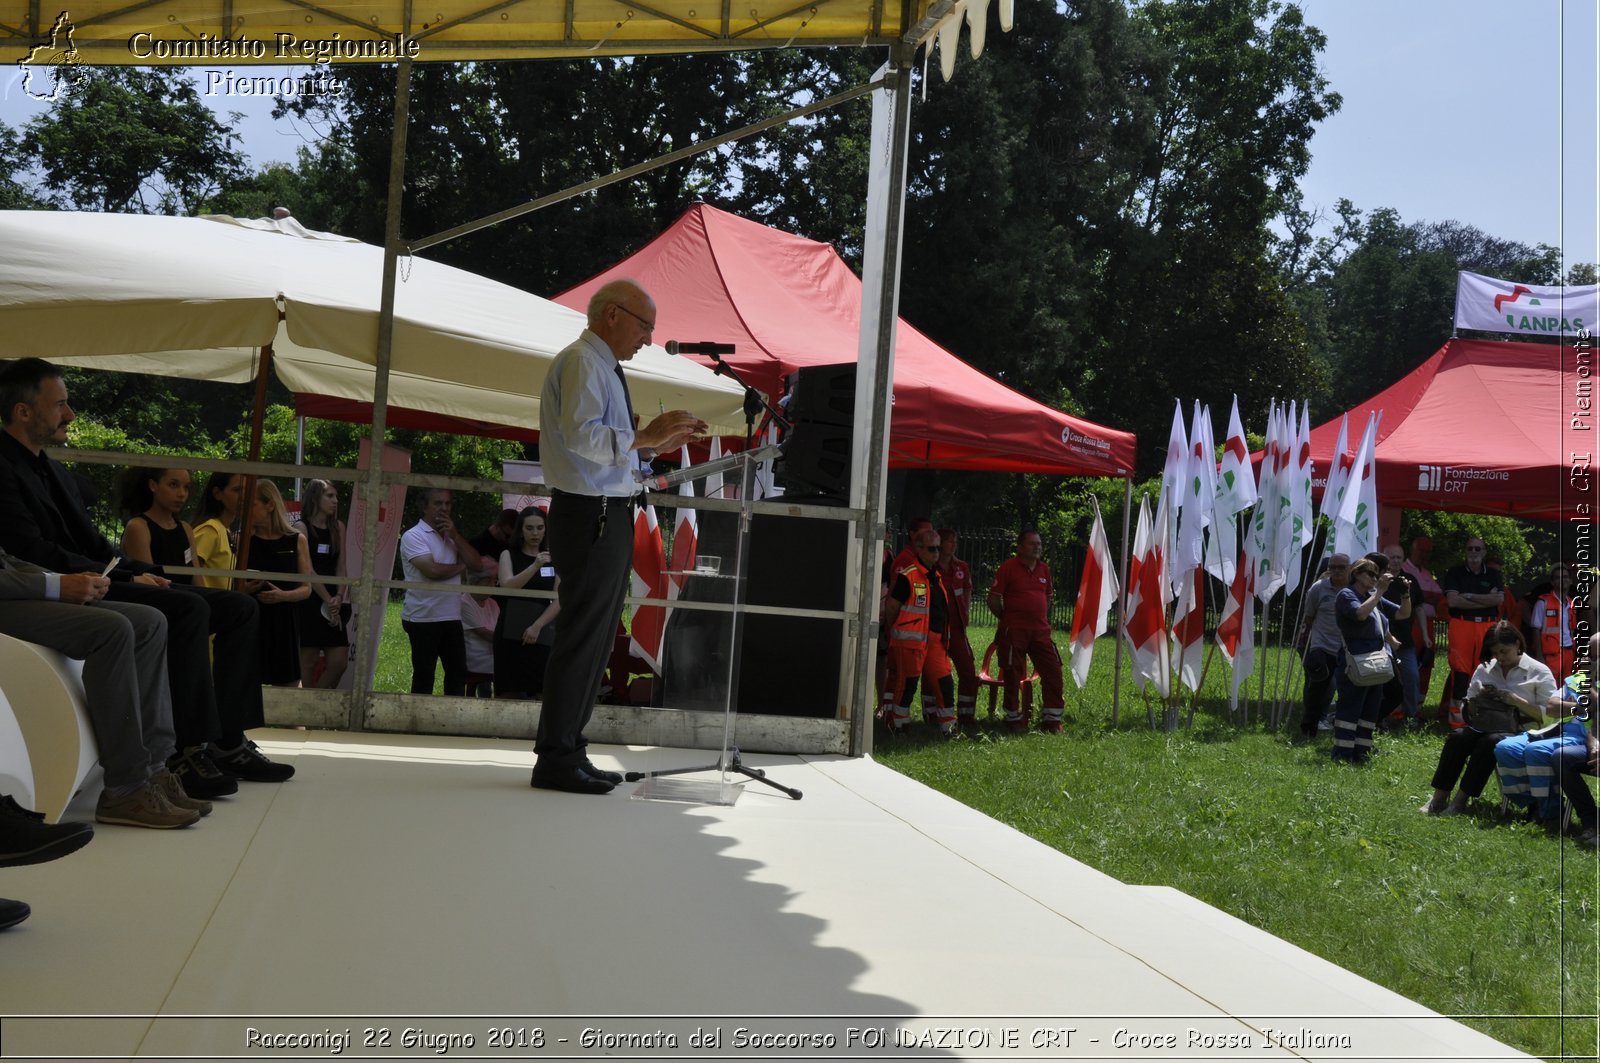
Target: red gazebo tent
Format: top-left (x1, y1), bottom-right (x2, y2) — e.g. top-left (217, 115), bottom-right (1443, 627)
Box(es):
top-left (1307, 337), bottom-right (1593, 520)
top-left (555, 204), bottom-right (1136, 477)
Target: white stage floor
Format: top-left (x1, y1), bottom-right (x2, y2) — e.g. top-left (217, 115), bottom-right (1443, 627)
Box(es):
top-left (0, 729), bottom-right (1531, 1061)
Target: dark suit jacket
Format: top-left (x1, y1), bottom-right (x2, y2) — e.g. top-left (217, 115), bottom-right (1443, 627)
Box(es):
top-left (0, 431), bottom-right (154, 578)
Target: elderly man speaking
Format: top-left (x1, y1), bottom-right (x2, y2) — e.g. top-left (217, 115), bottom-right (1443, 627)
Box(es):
top-left (530, 280), bottom-right (706, 795)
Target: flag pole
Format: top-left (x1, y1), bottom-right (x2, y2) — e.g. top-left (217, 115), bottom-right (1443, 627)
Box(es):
top-left (1188, 561), bottom-right (1221, 728)
top-left (1111, 475), bottom-right (1133, 728)
top-left (1186, 641), bottom-right (1216, 728)
top-left (1254, 590), bottom-right (1274, 727)
top-left (1275, 519), bottom-right (1325, 729)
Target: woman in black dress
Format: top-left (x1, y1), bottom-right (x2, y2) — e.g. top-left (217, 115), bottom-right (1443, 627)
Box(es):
top-left (118, 467), bottom-right (198, 583)
top-left (246, 480), bottom-right (313, 687)
top-left (292, 478), bottom-right (351, 689)
top-left (495, 506), bottom-right (560, 699)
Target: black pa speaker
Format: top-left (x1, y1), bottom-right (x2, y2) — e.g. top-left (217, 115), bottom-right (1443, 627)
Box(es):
top-left (777, 363), bottom-right (855, 501)
top-left (785, 362), bottom-right (855, 426)
top-left (662, 512), bottom-right (846, 717)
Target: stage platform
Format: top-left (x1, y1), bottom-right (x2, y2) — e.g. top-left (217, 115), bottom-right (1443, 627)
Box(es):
top-left (0, 729), bottom-right (1530, 1061)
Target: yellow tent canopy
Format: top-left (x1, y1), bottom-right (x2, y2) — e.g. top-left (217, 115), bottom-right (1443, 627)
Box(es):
top-left (3, 0), bottom-right (1009, 66)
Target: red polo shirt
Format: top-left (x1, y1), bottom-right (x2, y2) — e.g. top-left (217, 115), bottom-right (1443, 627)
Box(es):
top-left (990, 556), bottom-right (1052, 631)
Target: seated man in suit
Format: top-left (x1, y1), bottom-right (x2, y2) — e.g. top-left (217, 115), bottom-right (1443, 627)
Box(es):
top-left (0, 545), bottom-right (205, 828)
top-left (0, 358), bottom-right (292, 794)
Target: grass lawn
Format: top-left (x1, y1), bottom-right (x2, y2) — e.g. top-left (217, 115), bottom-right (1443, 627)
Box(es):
top-left (876, 625), bottom-right (1599, 1062)
top-left (372, 598), bottom-right (417, 693)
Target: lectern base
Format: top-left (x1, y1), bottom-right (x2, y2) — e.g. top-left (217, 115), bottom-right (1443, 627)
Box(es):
top-left (630, 776), bottom-right (741, 806)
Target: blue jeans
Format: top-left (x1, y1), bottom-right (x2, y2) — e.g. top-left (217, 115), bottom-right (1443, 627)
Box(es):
top-left (1392, 645), bottom-right (1419, 719)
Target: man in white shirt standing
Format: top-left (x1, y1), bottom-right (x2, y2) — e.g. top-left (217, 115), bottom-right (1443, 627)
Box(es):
top-left (531, 280), bottom-right (705, 795)
top-left (399, 488), bottom-right (482, 696)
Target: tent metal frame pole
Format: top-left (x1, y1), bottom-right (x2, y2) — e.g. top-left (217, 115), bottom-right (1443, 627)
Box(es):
top-left (408, 79), bottom-right (882, 255)
top-left (237, 340), bottom-right (274, 575)
top-left (848, 47), bottom-right (914, 758)
top-left (348, 50), bottom-right (414, 733)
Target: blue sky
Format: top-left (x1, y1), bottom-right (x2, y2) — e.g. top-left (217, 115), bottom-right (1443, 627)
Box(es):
top-left (2, 0), bottom-right (1596, 269)
top-left (1296, 0), bottom-right (1597, 269)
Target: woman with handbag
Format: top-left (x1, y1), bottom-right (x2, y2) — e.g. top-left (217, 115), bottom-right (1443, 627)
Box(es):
top-left (1331, 558), bottom-right (1402, 763)
top-left (1420, 621), bottom-right (1555, 815)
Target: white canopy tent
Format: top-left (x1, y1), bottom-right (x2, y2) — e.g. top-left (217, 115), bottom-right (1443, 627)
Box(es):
top-left (0, 210), bottom-right (750, 434)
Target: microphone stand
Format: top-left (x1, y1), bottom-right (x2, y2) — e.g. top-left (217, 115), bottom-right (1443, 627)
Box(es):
top-left (628, 350), bottom-right (803, 802)
top-left (706, 349), bottom-right (792, 449)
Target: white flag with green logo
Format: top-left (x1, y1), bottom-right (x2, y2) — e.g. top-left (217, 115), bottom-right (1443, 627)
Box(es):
top-left (1251, 402), bottom-right (1284, 603)
top-left (1334, 412), bottom-right (1379, 560)
top-left (1206, 396), bottom-right (1256, 585)
top-left (1283, 401), bottom-right (1314, 594)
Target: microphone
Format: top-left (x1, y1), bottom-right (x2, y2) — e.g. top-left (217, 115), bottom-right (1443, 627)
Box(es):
top-left (664, 340), bottom-right (736, 356)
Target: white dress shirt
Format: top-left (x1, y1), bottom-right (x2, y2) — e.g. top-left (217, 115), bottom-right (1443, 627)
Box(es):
top-left (539, 329), bottom-right (646, 498)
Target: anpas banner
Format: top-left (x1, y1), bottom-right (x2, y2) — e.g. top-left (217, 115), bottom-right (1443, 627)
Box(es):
top-left (1455, 270), bottom-right (1597, 337)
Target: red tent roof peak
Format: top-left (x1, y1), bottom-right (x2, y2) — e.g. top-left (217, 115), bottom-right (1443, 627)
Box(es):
top-left (557, 204), bottom-right (1137, 476)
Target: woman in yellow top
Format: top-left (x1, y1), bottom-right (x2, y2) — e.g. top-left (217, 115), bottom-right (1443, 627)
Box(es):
top-left (191, 471), bottom-right (246, 591)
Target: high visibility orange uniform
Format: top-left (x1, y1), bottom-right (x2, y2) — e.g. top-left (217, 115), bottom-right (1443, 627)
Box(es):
top-left (1535, 591), bottom-right (1577, 682)
top-left (885, 559), bottom-right (953, 730)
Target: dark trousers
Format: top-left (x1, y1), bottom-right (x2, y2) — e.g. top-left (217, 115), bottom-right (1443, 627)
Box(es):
top-left (1300, 646), bottom-right (1337, 735)
top-left (1555, 743), bottom-right (1598, 830)
top-left (536, 493), bottom-right (633, 768)
top-left (1430, 728), bottom-right (1510, 797)
top-left (105, 580), bottom-right (263, 749)
top-left (1331, 668), bottom-right (1385, 762)
top-left (402, 619), bottom-right (466, 696)
top-left (494, 638), bottom-right (551, 699)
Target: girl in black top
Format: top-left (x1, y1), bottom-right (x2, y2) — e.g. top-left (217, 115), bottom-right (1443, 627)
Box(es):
top-left (292, 478), bottom-right (351, 689)
top-left (118, 467), bottom-right (198, 583)
top-left (495, 506), bottom-right (560, 698)
top-left (247, 479), bottom-right (313, 686)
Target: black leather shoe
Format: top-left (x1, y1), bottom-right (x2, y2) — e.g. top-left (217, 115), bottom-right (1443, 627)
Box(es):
top-left (167, 747), bottom-right (240, 799)
top-left (0, 897), bottom-right (30, 930)
top-left (531, 766), bottom-right (616, 795)
top-left (581, 761), bottom-right (624, 785)
top-left (0, 795), bottom-right (94, 869)
top-left (212, 739), bottom-right (295, 783)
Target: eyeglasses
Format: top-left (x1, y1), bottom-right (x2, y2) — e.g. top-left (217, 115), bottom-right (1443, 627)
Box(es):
top-left (1466, 546), bottom-right (1485, 553)
top-left (612, 303), bottom-right (655, 333)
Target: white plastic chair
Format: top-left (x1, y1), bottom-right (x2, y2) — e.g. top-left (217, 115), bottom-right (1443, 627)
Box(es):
top-left (0, 634), bottom-right (100, 822)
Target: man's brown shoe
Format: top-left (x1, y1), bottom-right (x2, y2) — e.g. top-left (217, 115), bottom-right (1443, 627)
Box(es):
top-left (95, 784), bottom-right (200, 829)
top-left (152, 769), bottom-right (213, 817)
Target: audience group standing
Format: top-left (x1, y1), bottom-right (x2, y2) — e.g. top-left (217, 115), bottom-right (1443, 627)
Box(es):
top-left (1290, 532), bottom-right (1596, 849)
top-left (879, 523), bottom-right (1066, 736)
